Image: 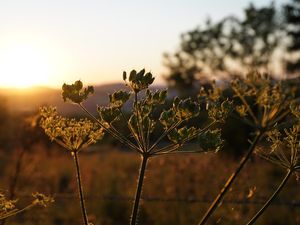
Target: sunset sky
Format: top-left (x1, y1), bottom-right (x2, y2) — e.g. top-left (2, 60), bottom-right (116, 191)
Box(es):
top-left (0, 0), bottom-right (285, 88)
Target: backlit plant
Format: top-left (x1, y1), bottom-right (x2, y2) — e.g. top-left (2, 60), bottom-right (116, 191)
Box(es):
top-left (40, 107), bottom-right (104, 225)
top-left (0, 192), bottom-right (53, 220)
top-left (198, 72), bottom-right (297, 225)
top-left (61, 69), bottom-right (229, 225)
top-left (246, 103), bottom-right (300, 224)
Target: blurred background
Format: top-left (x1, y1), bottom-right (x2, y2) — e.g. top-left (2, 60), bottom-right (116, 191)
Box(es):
top-left (1, 0), bottom-right (300, 224)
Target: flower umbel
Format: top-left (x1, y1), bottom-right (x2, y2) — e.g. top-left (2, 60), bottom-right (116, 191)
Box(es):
top-left (231, 72), bottom-right (293, 128)
top-left (62, 80), bottom-right (94, 104)
top-left (32, 193), bottom-right (54, 207)
top-left (259, 125), bottom-right (300, 177)
top-left (0, 193), bottom-right (17, 217)
top-left (0, 192), bottom-right (53, 220)
top-left (247, 122), bottom-right (300, 225)
top-left (123, 69), bottom-right (155, 93)
top-left (40, 106), bottom-right (104, 152)
top-left (62, 69), bottom-right (226, 225)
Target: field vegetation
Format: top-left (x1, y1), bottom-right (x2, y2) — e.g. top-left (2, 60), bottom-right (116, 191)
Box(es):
top-left (1, 1), bottom-right (300, 224)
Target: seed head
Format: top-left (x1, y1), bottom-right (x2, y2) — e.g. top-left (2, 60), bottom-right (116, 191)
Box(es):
top-left (123, 69), bottom-right (155, 93)
top-left (62, 80), bottom-right (94, 104)
top-left (40, 106), bottom-right (104, 152)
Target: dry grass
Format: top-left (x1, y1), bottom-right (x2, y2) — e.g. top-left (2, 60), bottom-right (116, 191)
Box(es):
top-left (1, 143), bottom-right (300, 225)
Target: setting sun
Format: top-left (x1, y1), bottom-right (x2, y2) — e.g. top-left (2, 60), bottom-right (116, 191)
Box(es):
top-left (0, 43), bottom-right (52, 88)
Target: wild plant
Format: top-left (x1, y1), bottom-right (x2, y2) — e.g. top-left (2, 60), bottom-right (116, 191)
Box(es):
top-left (0, 192), bottom-right (53, 220)
top-left (0, 149), bottom-right (28, 225)
top-left (0, 115), bottom-right (38, 225)
top-left (39, 107), bottom-right (104, 225)
top-left (198, 72), bottom-right (297, 224)
top-left (246, 103), bottom-right (300, 224)
top-left (61, 69), bottom-right (230, 225)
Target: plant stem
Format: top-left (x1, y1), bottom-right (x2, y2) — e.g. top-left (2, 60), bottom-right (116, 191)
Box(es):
top-left (130, 155), bottom-right (148, 225)
top-left (0, 148), bottom-right (26, 225)
top-left (246, 169), bottom-right (293, 225)
top-left (232, 86), bottom-right (259, 125)
top-left (0, 204), bottom-right (35, 220)
top-left (72, 152), bottom-right (89, 225)
top-left (9, 148), bottom-right (25, 199)
top-left (134, 93), bottom-right (146, 150)
top-left (198, 131), bottom-right (263, 225)
top-left (79, 103), bottom-right (142, 154)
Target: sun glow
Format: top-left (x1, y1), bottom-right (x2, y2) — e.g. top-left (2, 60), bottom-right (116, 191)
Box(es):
top-left (0, 43), bottom-right (53, 88)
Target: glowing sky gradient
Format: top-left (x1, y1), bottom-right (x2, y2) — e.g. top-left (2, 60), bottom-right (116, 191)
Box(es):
top-left (0, 0), bottom-right (285, 88)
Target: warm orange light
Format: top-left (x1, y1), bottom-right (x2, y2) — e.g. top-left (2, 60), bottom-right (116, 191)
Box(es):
top-left (0, 43), bottom-right (53, 88)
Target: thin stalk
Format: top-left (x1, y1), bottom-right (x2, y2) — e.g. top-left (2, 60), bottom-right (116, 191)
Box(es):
top-left (119, 108), bottom-right (144, 150)
top-left (130, 155), bottom-right (148, 225)
top-left (153, 150), bottom-right (206, 157)
top-left (110, 124), bottom-right (137, 147)
top-left (128, 122), bottom-right (144, 150)
top-left (151, 120), bottom-right (216, 155)
top-left (261, 105), bottom-right (268, 128)
top-left (9, 148), bottom-right (25, 199)
top-left (79, 103), bottom-right (142, 153)
top-left (149, 119), bottom-right (215, 155)
top-left (232, 86), bottom-right (259, 125)
top-left (0, 148), bottom-right (26, 225)
top-left (182, 120), bottom-right (217, 143)
top-left (247, 169), bottom-right (293, 225)
top-left (134, 93), bottom-right (146, 150)
top-left (268, 107), bottom-right (290, 127)
top-left (152, 143), bottom-right (180, 155)
top-left (0, 204), bottom-right (34, 220)
top-left (72, 152), bottom-right (89, 225)
top-left (198, 131), bottom-right (263, 225)
top-left (148, 120), bottom-right (181, 153)
top-left (146, 121), bottom-right (151, 150)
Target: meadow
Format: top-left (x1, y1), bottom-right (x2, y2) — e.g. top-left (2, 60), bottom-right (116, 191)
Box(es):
top-left (1, 71), bottom-right (300, 225)
top-left (1, 143), bottom-right (300, 225)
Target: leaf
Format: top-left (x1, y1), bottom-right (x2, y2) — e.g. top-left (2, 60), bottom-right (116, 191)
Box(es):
top-left (128, 114), bottom-right (139, 137)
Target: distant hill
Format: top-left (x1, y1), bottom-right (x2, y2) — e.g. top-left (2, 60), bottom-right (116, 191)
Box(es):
top-left (2, 75), bottom-right (299, 116)
top-left (0, 83), bottom-right (168, 115)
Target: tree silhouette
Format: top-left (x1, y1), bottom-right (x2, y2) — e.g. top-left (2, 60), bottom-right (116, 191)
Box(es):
top-left (228, 3), bottom-right (279, 71)
top-left (164, 2), bottom-right (287, 95)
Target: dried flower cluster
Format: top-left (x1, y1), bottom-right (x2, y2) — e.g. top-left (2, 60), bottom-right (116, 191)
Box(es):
top-left (56, 69), bottom-right (231, 225)
top-left (40, 107), bottom-right (104, 153)
top-left (0, 192), bottom-right (53, 220)
top-left (231, 72), bottom-right (293, 129)
top-left (38, 69), bottom-right (300, 225)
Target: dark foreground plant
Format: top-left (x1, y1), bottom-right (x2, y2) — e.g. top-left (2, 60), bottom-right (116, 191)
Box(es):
top-left (198, 72), bottom-right (296, 225)
top-left (0, 192), bottom-right (53, 220)
top-left (40, 107), bottom-right (104, 225)
top-left (246, 104), bottom-right (300, 224)
top-left (61, 69), bottom-right (230, 225)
